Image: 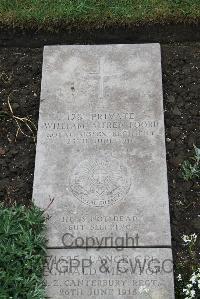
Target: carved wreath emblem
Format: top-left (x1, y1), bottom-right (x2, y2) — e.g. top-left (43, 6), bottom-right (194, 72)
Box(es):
top-left (69, 157), bottom-right (131, 207)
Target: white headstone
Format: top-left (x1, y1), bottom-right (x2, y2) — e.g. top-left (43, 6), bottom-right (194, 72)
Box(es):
top-left (33, 44), bottom-right (171, 248)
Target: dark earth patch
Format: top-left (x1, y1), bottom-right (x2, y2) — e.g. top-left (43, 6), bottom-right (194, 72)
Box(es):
top-left (0, 48), bottom-right (42, 205)
top-left (0, 24), bottom-right (200, 47)
top-left (0, 43), bottom-right (199, 293)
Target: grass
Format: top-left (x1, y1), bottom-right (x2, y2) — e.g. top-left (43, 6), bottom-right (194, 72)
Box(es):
top-left (0, 204), bottom-right (46, 299)
top-left (0, 0), bottom-right (200, 31)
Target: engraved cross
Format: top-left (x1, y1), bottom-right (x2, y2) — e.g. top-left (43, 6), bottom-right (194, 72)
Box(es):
top-left (88, 57), bottom-right (122, 100)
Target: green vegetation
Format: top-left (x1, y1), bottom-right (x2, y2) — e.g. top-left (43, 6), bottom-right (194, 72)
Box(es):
top-left (181, 145), bottom-right (200, 181)
top-left (175, 234), bottom-right (200, 298)
top-left (177, 147), bottom-right (200, 297)
top-left (0, 0), bottom-right (200, 30)
top-left (0, 204), bottom-right (46, 299)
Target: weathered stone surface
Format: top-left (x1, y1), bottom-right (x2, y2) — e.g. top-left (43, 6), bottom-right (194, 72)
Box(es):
top-left (44, 248), bottom-right (174, 299)
top-left (33, 44), bottom-right (171, 247)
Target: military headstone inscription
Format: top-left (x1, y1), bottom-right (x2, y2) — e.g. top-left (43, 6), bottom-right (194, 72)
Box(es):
top-left (45, 248), bottom-right (174, 299)
top-left (33, 44), bottom-right (171, 248)
top-left (33, 44), bottom-right (175, 298)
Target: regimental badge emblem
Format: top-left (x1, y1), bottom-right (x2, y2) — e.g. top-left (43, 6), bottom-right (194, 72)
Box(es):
top-left (69, 157), bottom-right (131, 207)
